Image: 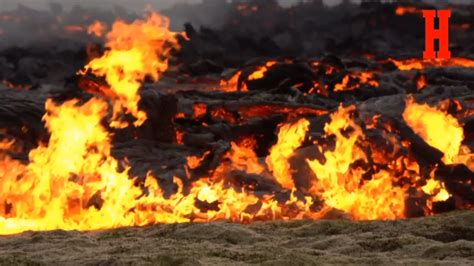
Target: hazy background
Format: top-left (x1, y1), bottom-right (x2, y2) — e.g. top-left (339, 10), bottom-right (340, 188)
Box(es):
top-left (2, 0), bottom-right (474, 13)
top-left (1, 0), bottom-right (362, 12)
top-left (1, 0), bottom-right (473, 13)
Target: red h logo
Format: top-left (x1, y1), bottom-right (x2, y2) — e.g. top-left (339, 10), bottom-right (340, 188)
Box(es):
top-left (423, 10), bottom-right (451, 59)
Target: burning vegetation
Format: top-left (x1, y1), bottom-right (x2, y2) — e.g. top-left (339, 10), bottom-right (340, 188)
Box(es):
top-left (0, 1), bottom-right (473, 237)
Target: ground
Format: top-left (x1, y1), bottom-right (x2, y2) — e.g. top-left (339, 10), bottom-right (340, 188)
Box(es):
top-left (0, 211), bottom-right (473, 265)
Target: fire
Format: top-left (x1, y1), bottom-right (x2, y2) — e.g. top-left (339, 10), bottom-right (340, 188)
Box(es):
top-left (307, 106), bottom-right (406, 220)
top-left (416, 74), bottom-right (427, 91)
top-left (87, 20), bottom-right (107, 37)
top-left (334, 71), bottom-right (379, 91)
top-left (248, 61), bottom-right (277, 80)
top-left (0, 98), bottom-right (284, 235)
top-left (187, 151), bottom-right (210, 170)
top-left (175, 130), bottom-right (184, 145)
top-left (226, 142), bottom-right (265, 175)
top-left (83, 12), bottom-right (181, 127)
top-left (218, 61), bottom-right (279, 92)
top-left (0, 12), bottom-right (183, 235)
top-left (0, 96), bottom-right (467, 234)
top-left (2, 8), bottom-right (473, 236)
top-left (389, 58), bottom-right (474, 71)
top-left (395, 6), bottom-right (421, 16)
top-left (403, 98), bottom-right (464, 164)
top-left (64, 25), bottom-right (85, 33)
top-left (0, 11), bottom-right (320, 235)
top-left (219, 71), bottom-right (245, 92)
top-left (0, 98), bottom-right (146, 234)
top-left (422, 178), bottom-right (450, 203)
top-left (193, 103), bottom-right (208, 119)
top-left (266, 119), bottom-right (309, 189)
top-left (0, 139), bottom-right (15, 151)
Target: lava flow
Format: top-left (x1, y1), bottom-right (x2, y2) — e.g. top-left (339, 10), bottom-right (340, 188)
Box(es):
top-left (0, 9), bottom-right (473, 236)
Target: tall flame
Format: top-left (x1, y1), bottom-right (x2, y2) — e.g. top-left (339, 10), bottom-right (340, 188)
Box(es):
top-left (0, 12), bottom-right (182, 235)
top-left (0, 99), bottom-right (290, 234)
top-left (266, 119), bottom-right (309, 189)
top-left (83, 12), bottom-right (180, 126)
top-left (307, 106), bottom-right (406, 220)
top-left (1, 11), bottom-right (472, 236)
top-left (0, 99), bottom-right (147, 234)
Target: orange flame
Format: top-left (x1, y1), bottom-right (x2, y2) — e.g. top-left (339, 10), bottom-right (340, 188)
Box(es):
top-left (219, 71), bottom-right (243, 92)
top-left (266, 119), bottom-right (309, 189)
top-left (416, 74), bottom-right (427, 91)
top-left (87, 20), bottom-right (107, 37)
top-left (1, 10), bottom-right (472, 235)
top-left (334, 71), bottom-right (379, 92)
top-left (2, 97), bottom-right (467, 234)
top-left (422, 178), bottom-right (450, 203)
top-left (218, 61), bottom-right (278, 92)
top-left (389, 58), bottom-right (474, 71)
top-left (0, 99), bottom-right (290, 234)
top-left (403, 98), bottom-right (464, 164)
top-left (83, 12), bottom-right (181, 127)
top-left (248, 61), bottom-right (277, 81)
top-left (0, 99), bottom-right (147, 234)
top-left (395, 6), bottom-right (421, 16)
top-left (227, 142), bottom-right (265, 175)
top-left (307, 106), bottom-right (406, 220)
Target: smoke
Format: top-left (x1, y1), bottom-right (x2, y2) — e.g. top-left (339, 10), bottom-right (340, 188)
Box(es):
top-left (0, 0), bottom-right (318, 11)
top-left (1, 0), bottom-right (355, 12)
top-left (3, 0), bottom-right (473, 12)
top-left (2, 0), bottom-right (198, 12)
top-left (1, 0), bottom-right (472, 48)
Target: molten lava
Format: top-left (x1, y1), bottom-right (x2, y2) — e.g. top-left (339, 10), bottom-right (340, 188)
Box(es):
top-left (334, 71), bottom-right (379, 91)
top-left (248, 61), bottom-right (277, 81)
top-left (395, 6), bottom-right (421, 16)
top-left (219, 71), bottom-right (247, 92)
top-left (416, 74), bottom-right (427, 91)
top-left (389, 58), bottom-right (474, 71)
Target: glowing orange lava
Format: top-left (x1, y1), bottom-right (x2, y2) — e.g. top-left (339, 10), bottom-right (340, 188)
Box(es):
top-left (248, 61), bottom-right (277, 80)
top-left (334, 71), bottom-right (379, 91)
top-left (389, 58), bottom-right (474, 71)
top-left (395, 6), bottom-right (421, 16)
